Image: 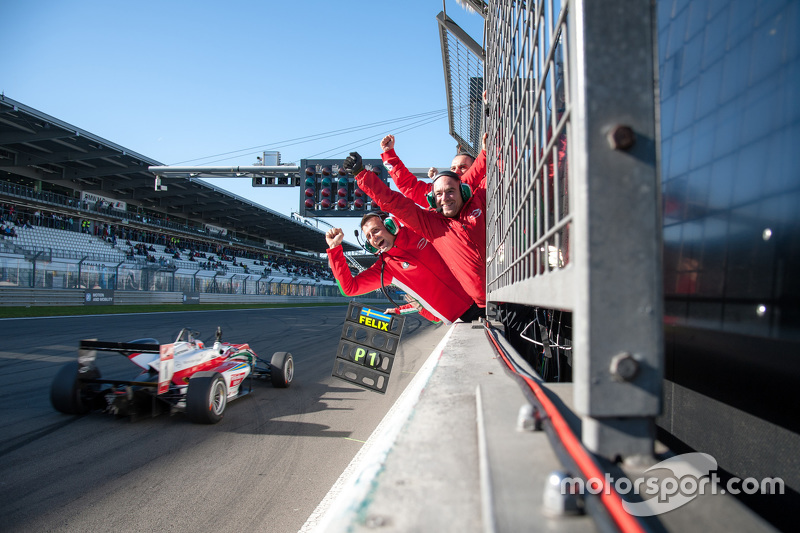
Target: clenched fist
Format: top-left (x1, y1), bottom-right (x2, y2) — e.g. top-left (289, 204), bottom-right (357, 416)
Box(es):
top-left (380, 135), bottom-right (395, 152)
top-left (325, 228), bottom-right (344, 249)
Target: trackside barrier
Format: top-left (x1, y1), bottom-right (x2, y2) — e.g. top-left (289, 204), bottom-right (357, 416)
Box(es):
top-left (0, 288), bottom-right (384, 307)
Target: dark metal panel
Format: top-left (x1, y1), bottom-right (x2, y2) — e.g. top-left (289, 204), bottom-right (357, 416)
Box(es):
top-left (659, 0), bottom-right (800, 341)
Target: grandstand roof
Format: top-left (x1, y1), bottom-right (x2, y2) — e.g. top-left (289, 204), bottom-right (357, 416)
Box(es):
top-left (0, 95), bottom-right (359, 254)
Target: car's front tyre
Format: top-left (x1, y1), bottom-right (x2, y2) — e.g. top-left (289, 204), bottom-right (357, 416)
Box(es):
top-left (186, 372), bottom-right (227, 424)
top-left (269, 352), bottom-right (294, 388)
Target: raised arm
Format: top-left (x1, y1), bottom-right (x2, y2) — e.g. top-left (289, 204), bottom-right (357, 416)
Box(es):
top-left (325, 228), bottom-right (385, 296)
top-left (459, 133), bottom-right (488, 191)
top-left (355, 173), bottom-right (443, 244)
top-left (343, 151), bottom-right (441, 240)
top-left (380, 136), bottom-right (432, 208)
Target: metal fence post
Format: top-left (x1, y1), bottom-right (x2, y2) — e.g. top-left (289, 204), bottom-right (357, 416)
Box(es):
top-left (569, 0), bottom-right (663, 460)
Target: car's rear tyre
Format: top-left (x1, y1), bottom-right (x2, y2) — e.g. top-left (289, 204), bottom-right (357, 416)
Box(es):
top-left (186, 372), bottom-right (227, 424)
top-left (50, 361), bottom-right (101, 415)
top-left (270, 352), bottom-right (294, 388)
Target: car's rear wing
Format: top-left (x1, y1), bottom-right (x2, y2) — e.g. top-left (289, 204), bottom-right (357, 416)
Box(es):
top-left (79, 340), bottom-right (162, 354)
top-left (78, 340), bottom-right (175, 394)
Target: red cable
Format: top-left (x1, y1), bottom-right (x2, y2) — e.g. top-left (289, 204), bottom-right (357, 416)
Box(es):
top-left (485, 327), bottom-right (647, 533)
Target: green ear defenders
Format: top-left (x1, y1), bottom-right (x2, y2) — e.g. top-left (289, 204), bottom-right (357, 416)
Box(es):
top-left (362, 212), bottom-right (399, 254)
top-left (426, 170), bottom-right (473, 210)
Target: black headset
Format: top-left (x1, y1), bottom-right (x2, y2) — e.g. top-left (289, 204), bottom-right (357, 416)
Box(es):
top-left (360, 212), bottom-right (399, 255)
top-left (425, 170), bottom-right (472, 210)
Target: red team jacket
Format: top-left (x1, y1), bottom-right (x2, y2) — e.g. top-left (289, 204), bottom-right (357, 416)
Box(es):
top-left (356, 169), bottom-right (487, 308)
top-left (380, 148), bottom-right (487, 207)
top-left (327, 226), bottom-right (474, 324)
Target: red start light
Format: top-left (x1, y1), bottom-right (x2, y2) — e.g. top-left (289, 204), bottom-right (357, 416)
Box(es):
top-left (305, 166), bottom-right (315, 176)
top-left (305, 198), bottom-right (315, 208)
top-left (305, 187), bottom-right (315, 197)
top-left (338, 167), bottom-right (347, 175)
top-left (337, 199), bottom-right (348, 209)
top-left (337, 187), bottom-right (347, 197)
top-left (322, 166), bottom-right (332, 176)
top-left (321, 187), bottom-right (331, 198)
top-left (321, 198), bottom-right (331, 209)
top-left (354, 198), bottom-right (364, 209)
top-left (354, 188), bottom-right (364, 198)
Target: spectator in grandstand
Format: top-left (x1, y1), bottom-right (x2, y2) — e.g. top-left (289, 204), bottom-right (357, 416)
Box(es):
top-left (344, 152), bottom-right (487, 310)
top-left (378, 133), bottom-right (487, 208)
top-left (325, 213), bottom-right (483, 324)
top-left (1, 223), bottom-right (15, 238)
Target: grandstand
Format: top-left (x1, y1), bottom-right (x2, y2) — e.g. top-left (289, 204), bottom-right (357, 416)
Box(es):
top-left (0, 94), bottom-right (377, 295)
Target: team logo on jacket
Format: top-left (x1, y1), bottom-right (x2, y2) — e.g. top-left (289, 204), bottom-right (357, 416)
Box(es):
top-left (470, 208), bottom-right (482, 219)
top-left (416, 238), bottom-right (427, 250)
top-left (383, 162), bottom-right (393, 171)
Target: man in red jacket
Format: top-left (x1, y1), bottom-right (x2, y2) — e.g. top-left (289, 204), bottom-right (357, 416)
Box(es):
top-left (344, 153), bottom-right (487, 310)
top-left (378, 133), bottom-right (487, 208)
top-left (326, 212), bottom-right (482, 324)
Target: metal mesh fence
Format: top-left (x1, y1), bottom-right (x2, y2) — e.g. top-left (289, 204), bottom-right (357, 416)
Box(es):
top-left (485, 0), bottom-right (572, 308)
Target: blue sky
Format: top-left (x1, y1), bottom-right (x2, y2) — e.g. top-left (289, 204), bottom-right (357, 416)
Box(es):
top-left (1, 0), bottom-right (484, 244)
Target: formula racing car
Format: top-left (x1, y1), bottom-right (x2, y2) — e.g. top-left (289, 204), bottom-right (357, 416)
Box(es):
top-left (50, 327), bottom-right (294, 424)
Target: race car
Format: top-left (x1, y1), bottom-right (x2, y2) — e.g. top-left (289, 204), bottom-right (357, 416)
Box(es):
top-left (50, 327), bottom-right (294, 424)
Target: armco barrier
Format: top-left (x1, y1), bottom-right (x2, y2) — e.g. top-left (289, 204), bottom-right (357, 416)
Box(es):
top-left (0, 288), bottom-right (85, 306)
top-left (0, 288), bottom-right (384, 307)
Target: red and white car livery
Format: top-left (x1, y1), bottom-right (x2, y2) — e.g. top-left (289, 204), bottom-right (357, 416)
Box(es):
top-left (50, 327), bottom-right (294, 424)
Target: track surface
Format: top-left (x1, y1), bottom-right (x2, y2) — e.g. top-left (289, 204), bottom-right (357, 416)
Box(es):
top-left (0, 306), bottom-right (447, 532)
